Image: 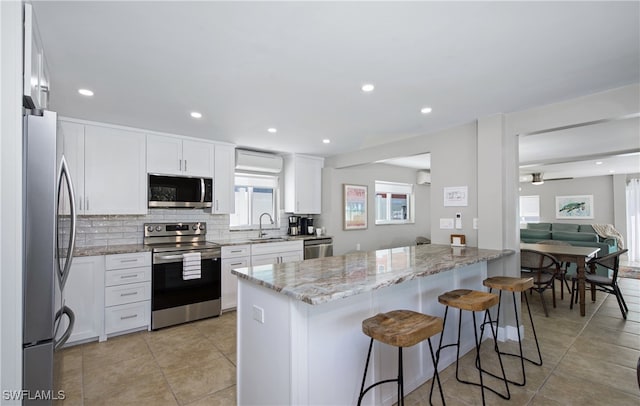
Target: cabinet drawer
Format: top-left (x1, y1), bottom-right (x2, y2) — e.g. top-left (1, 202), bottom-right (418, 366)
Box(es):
top-left (105, 282), bottom-right (150, 307)
top-left (221, 245), bottom-right (251, 258)
top-left (105, 252), bottom-right (151, 270)
top-left (250, 240), bottom-right (303, 256)
top-left (224, 257), bottom-right (250, 270)
top-left (105, 267), bottom-right (150, 287)
top-left (105, 301), bottom-right (149, 334)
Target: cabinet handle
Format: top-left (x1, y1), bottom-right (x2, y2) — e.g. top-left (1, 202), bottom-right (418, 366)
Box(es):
top-left (120, 314), bottom-right (138, 320)
top-left (230, 262), bottom-right (243, 266)
top-left (120, 292), bottom-right (138, 297)
top-left (119, 259), bottom-right (138, 263)
top-left (120, 274), bottom-right (138, 279)
top-left (179, 159), bottom-right (182, 171)
top-left (230, 250), bottom-right (242, 253)
top-left (297, 201), bottom-right (299, 212)
top-left (216, 200), bottom-right (219, 211)
top-left (185, 160), bottom-right (188, 172)
top-left (79, 197), bottom-right (83, 211)
top-left (86, 198), bottom-right (89, 211)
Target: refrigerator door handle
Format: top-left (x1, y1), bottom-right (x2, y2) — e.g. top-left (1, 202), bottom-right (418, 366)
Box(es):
top-left (53, 305), bottom-right (75, 350)
top-left (57, 156), bottom-right (76, 290)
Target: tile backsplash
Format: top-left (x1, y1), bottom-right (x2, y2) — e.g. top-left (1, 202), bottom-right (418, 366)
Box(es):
top-left (74, 209), bottom-right (289, 247)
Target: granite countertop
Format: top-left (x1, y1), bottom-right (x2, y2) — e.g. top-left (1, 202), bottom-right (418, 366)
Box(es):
top-left (74, 244), bottom-right (151, 257)
top-left (209, 234), bottom-right (332, 246)
top-left (73, 235), bottom-right (333, 257)
top-left (232, 244), bottom-right (514, 305)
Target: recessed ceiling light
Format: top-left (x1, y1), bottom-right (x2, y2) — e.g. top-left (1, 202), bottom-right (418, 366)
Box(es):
top-left (420, 106), bottom-right (433, 114)
top-left (595, 161), bottom-right (603, 165)
top-left (78, 88), bottom-right (94, 96)
top-left (361, 83), bottom-right (375, 92)
top-left (190, 112), bottom-right (202, 119)
top-left (267, 128), bottom-right (277, 133)
top-left (609, 170), bottom-right (616, 173)
top-left (322, 139), bottom-right (331, 144)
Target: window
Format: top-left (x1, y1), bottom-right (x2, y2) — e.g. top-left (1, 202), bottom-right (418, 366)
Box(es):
top-left (519, 195), bottom-right (540, 225)
top-left (230, 174), bottom-right (278, 228)
top-left (375, 181), bottom-right (414, 224)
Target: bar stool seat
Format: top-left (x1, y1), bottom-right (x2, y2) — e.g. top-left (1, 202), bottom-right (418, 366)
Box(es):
top-left (481, 276), bottom-right (542, 386)
top-left (430, 289), bottom-right (509, 405)
top-left (438, 289), bottom-right (499, 311)
top-left (483, 276), bottom-right (533, 292)
top-left (358, 310), bottom-right (445, 406)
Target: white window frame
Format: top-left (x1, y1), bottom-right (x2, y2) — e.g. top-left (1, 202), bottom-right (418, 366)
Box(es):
top-left (374, 181), bottom-right (415, 225)
top-left (519, 195), bottom-right (541, 225)
top-left (230, 173), bottom-right (279, 230)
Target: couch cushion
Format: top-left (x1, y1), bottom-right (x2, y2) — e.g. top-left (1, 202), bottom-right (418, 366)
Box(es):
top-left (552, 223), bottom-right (580, 232)
top-left (520, 229), bottom-right (552, 240)
top-left (527, 223), bottom-right (551, 231)
top-left (552, 231), bottom-right (598, 242)
top-left (578, 224), bottom-right (596, 233)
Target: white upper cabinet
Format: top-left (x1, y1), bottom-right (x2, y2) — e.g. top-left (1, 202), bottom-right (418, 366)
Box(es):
top-left (23, 4), bottom-right (50, 110)
top-left (212, 144), bottom-right (235, 214)
top-left (59, 119), bottom-right (146, 215)
top-left (147, 134), bottom-right (214, 177)
top-left (83, 125), bottom-right (147, 214)
top-left (58, 121), bottom-right (85, 214)
top-left (284, 154), bottom-right (324, 214)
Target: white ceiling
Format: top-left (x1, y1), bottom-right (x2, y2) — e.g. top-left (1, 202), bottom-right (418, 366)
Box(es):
top-left (32, 1), bottom-right (640, 178)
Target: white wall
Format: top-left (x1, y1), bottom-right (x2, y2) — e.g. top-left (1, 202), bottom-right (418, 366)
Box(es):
top-left (1, 0), bottom-right (24, 402)
top-left (319, 164), bottom-right (431, 255)
top-left (519, 175), bottom-right (615, 225)
top-left (326, 122), bottom-right (479, 247)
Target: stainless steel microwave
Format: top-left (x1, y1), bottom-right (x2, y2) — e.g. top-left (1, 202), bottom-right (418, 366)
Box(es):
top-left (148, 174), bottom-right (213, 208)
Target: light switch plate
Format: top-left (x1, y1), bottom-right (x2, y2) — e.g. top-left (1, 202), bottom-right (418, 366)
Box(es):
top-left (440, 218), bottom-right (454, 229)
top-left (473, 218), bottom-right (478, 229)
top-left (252, 305), bottom-right (264, 323)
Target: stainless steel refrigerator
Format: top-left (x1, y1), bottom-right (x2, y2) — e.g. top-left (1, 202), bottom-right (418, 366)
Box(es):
top-left (23, 110), bottom-right (76, 405)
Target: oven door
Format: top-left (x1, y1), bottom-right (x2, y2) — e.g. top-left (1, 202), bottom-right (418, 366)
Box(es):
top-left (152, 255), bottom-right (221, 311)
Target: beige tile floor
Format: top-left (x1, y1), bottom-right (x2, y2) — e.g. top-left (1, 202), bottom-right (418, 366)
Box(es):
top-left (57, 277), bottom-right (640, 405)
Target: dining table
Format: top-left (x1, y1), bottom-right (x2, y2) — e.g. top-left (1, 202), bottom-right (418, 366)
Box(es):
top-left (520, 243), bottom-right (600, 316)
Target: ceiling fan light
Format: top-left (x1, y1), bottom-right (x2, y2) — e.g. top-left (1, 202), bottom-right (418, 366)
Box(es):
top-left (531, 173), bottom-right (544, 185)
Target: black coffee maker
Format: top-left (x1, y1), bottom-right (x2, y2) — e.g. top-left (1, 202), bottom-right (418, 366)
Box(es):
top-left (288, 216), bottom-right (299, 235)
top-left (300, 217), bottom-right (314, 235)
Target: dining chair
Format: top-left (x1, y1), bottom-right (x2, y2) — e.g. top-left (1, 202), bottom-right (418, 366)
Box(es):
top-left (537, 240), bottom-right (572, 300)
top-left (570, 249), bottom-right (629, 319)
top-left (520, 249), bottom-right (560, 317)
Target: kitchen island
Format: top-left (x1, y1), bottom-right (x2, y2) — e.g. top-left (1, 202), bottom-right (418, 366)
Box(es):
top-left (232, 244), bottom-right (513, 405)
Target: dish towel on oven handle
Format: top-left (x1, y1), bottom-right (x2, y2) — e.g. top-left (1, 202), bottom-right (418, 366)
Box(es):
top-left (182, 252), bottom-right (202, 280)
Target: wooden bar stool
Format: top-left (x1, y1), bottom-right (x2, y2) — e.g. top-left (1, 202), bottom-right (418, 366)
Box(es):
top-left (481, 276), bottom-right (542, 387)
top-left (357, 310), bottom-right (445, 406)
top-left (430, 289), bottom-right (510, 405)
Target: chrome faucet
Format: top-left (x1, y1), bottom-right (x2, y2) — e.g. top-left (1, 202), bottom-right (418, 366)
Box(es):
top-left (258, 212), bottom-right (274, 238)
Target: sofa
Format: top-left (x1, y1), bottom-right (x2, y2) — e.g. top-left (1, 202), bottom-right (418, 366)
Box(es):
top-left (520, 222), bottom-right (618, 276)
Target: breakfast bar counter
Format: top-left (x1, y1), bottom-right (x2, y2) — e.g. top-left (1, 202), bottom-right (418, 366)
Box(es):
top-left (232, 244), bottom-right (513, 405)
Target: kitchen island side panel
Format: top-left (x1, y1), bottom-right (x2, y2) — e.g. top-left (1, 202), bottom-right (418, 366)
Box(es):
top-left (237, 261), bottom-right (487, 406)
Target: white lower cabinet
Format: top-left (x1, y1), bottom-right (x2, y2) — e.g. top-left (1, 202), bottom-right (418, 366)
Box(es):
top-left (103, 252), bottom-right (151, 339)
top-left (64, 255), bottom-right (105, 345)
top-left (250, 240), bottom-right (304, 265)
top-left (221, 245), bottom-right (250, 311)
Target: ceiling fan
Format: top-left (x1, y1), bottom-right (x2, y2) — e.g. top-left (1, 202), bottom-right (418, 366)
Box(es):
top-left (530, 173), bottom-right (573, 185)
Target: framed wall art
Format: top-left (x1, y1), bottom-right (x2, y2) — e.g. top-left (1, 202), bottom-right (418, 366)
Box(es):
top-left (555, 195), bottom-right (594, 219)
top-left (444, 186), bottom-right (468, 207)
top-left (344, 184), bottom-right (367, 230)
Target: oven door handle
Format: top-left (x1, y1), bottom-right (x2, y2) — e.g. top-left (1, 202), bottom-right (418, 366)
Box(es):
top-left (156, 254), bottom-right (185, 261)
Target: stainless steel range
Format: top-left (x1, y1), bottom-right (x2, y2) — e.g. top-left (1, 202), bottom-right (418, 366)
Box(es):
top-left (144, 222), bottom-right (221, 330)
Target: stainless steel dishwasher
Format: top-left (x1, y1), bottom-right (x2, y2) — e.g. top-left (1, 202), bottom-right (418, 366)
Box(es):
top-left (304, 237), bottom-right (333, 259)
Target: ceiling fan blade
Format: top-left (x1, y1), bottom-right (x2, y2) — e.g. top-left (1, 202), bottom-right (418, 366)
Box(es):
top-left (544, 177), bottom-right (574, 182)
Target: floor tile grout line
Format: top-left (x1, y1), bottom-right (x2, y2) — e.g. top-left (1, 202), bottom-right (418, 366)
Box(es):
top-left (523, 290), bottom-right (607, 405)
top-left (142, 334), bottom-right (182, 406)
